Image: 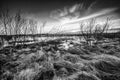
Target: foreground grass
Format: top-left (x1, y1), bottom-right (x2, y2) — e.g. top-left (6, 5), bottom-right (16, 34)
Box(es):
top-left (0, 38), bottom-right (120, 80)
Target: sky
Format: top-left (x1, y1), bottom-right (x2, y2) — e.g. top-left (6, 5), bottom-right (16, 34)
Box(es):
top-left (1, 0), bottom-right (120, 33)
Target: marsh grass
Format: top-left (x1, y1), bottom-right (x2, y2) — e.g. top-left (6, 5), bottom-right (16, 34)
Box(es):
top-left (0, 14), bottom-right (120, 80)
top-left (1, 35), bottom-right (120, 80)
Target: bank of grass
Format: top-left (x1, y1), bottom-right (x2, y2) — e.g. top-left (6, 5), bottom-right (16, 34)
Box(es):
top-left (0, 36), bottom-right (120, 80)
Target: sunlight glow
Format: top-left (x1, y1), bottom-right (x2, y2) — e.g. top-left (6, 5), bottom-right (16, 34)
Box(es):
top-left (37, 8), bottom-right (118, 34)
top-left (61, 8), bottom-right (117, 25)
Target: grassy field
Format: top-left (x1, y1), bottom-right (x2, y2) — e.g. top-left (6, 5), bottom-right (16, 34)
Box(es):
top-left (1, 4), bottom-right (120, 80)
top-left (0, 36), bottom-right (120, 80)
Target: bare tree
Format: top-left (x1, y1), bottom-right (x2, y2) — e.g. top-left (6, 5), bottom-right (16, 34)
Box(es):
top-left (80, 19), bottom-right (95, 46)
top-left (79, 18), bottom-right (110, 46)
top-left (39, 21), bottom-right (46, 41)
top-left (93, 18), bottom-right (110, 41)
top-left (0, 9), bottom-right (39, 45)
top-left (28, 19), bottom-right (38, 41)
top-left (0, 9), bottom-right (13, 35)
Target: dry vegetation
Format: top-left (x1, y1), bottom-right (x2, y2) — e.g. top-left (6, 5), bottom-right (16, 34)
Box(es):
top-left (0, 9), bottom-right (120, 80)
top-left (1, 36), bottom-right (120, 80)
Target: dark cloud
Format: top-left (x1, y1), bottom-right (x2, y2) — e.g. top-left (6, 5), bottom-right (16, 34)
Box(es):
top-left (50, 0), bottom-right (120, 21)
top-left (1, 0), bottom-right (95, 12)
top-left (0, 0), bottom-right (120, 21)
top-left (92, 0), bottom-right (120, 12)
